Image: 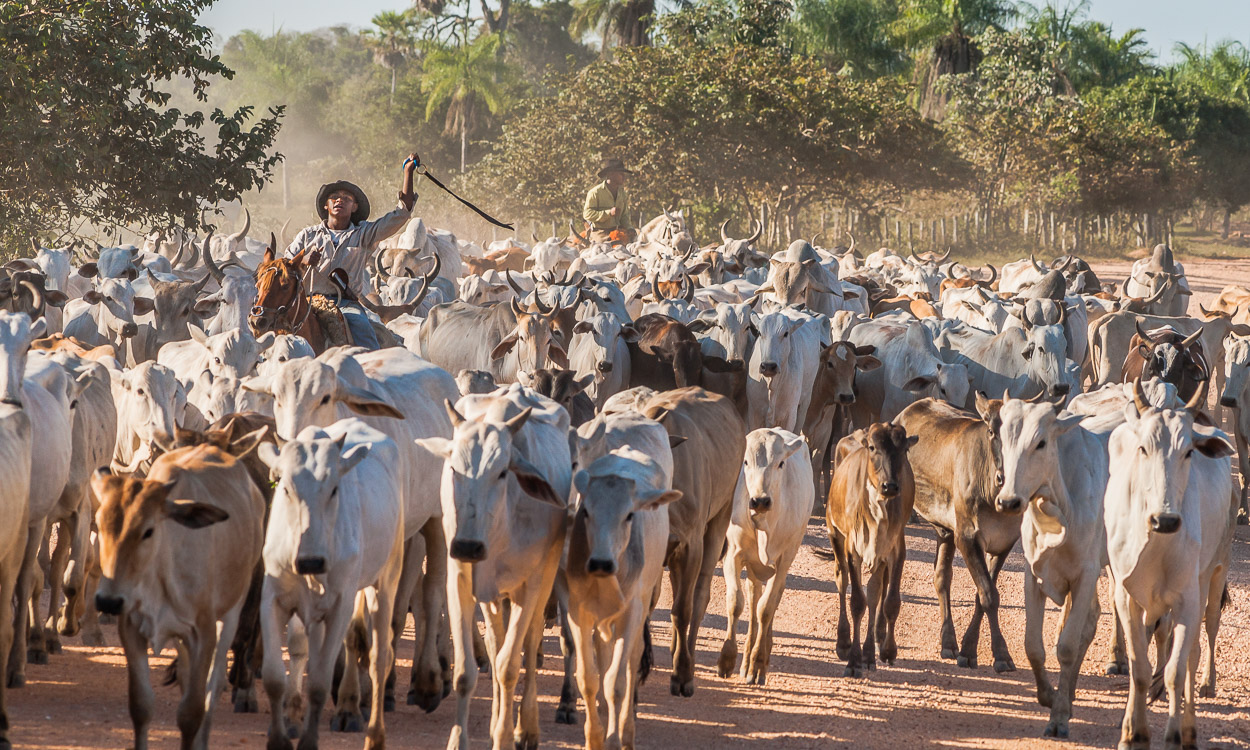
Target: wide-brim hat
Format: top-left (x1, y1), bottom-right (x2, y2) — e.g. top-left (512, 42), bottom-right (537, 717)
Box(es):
top-left (316, 180), bottom-right (370, 224)
top-left (597, 158), bottom-right (634, 179)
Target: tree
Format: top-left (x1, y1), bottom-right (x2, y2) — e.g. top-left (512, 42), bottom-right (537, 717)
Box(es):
top-left (571, 0), bottom-right (656, 51)
top-left (423, 32), bottom-right (514, 171)
top-left (1174, 41), bottom-right (1250, 104)
top-left (1019, 2), bottom-right (1153, 91)
top-left (890, 0), bottom-right (1017, 120)
top-left (790, 0), bottom-right (906, 77)
top-left (365, 10), bottom-right (418, 105)
top-left (0, 0), bottom-right (282, 249)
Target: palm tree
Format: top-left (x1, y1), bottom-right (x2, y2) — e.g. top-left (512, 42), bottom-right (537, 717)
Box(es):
top-left (1020, 2), bottom-right (1152, 90)
top-left (792, 0), bottom-right (907, 77)
top-left (890, 0), bottom-right (1017, 120)
top-left (571, 0), bottom-right (656, 52)
top-left (366, 10), bottom-right (418, 106)
top-left (1174, 40), bottom-right (1250, 104)
top-left (422, 32), bottom-right (512, 172)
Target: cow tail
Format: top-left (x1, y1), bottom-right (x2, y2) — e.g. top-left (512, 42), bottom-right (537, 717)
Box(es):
top-left (162, 656), bottom-right (180, 687)
top-left (1222, 583), bottom-right (1232, 612)
top-left (811, 547), bottom-right (838, 562)
top-left (638, 620), bottom-right (653, 685)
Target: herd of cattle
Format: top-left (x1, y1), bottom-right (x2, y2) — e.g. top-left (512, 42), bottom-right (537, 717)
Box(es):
top-left (0, 207), bottom-right (1246, 750)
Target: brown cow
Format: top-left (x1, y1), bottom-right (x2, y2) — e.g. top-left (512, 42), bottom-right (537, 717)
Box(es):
top-left (895, 394), bottom-right (1020, 673)
top-left (485, 245), bottom-right (530, 273)
top-left (825, 423), bottom-right (916, 677)
top-left (627, 313), bottom-right (704, 391)
top-left (1120, 321), bottom-right (1208, 403)
top-left (803, 342), bottom-right (882, 501)
top-left (30, 333), bottom-right (118, 363)
top-left (642, 387), bottom-right (746, 696)
top-left (93, 443), bottom-right (264, 750)
top-left (872, 293), bottom-right (939, 319)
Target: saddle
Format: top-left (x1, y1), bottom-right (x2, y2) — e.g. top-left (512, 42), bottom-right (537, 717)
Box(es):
top-left (308, 294), bottom-right (353, 348)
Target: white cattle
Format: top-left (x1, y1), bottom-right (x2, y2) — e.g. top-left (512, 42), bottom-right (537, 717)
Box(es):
top-left (254, 334), bottom-right (314, 379)
top-left (719, 428), bottom-right (813, 684)
top-left (566, 447), bottom-right (679, 750)
top-left (258, 420), bottom-right (405, 750)
top-left (0, 400), bottom-right (32, 749)
top-left (689, 302), bottom-right (755, 365)
top-left (568, 312), bottom-right (635, 408)
top-left (61, 276), bottom-right (153, 354)
top-left (1105, 384), bottom-right (1235, 750)
top-left (111, 361), bottom-right (189, 473)
top-left (1218, 332), bottom-right (1250, 522)
top-left (995, 397), bottom-right (1115, 738)
top-left (746, 306), bottom-right (827, 432)
top-left (191, 372), bottom-right (272, 423)
top-left (933, 319), bottom-right (1074, 406)
top-left (157, 324), bottom-right (274, 391)
top-left (847, 319), bottom-right (971, 425)
top-left (415, 385), bottom-right (570, 750)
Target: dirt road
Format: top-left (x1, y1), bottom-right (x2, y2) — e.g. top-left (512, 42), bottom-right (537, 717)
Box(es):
top-left (8, 257), bottom-right (1250, 750)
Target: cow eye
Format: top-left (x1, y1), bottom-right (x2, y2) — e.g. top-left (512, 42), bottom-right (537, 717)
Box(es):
top-left (778, 460), bottom-right (785, 468)
top-left (1138, 446), bottom-right (1147, 456)
top-left (136, 388), bottom-right (145, 396)
top-left (1185, 449), bottom-right (1194, 459)
top-left (278, 356), bottom-right (288, 362)
top-left (141, 528), bottom-right (153, 540)
top-left (498, 470), bottom-right (508, 480)
top-left (213, 357), bottom-right (221, 365)
top-left (1035, 440), bottom-right (1046, 450)
top-left (319, 395), bottom-right (330, 405)
top-left (626, 512), bottom-right (635, 522)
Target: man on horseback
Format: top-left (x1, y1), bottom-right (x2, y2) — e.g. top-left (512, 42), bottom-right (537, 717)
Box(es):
top-left (283, 153), bottom-right (419, 348)
top-left (582, 157), bottom-right (635, 244)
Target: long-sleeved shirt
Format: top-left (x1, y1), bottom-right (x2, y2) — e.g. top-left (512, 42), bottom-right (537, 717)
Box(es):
top-left (285, 202), bottom-right (412, 295)
top-left (583, 181), bottom-right (632, 231)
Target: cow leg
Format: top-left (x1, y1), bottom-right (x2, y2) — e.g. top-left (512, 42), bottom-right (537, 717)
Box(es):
top-left (932, 527), bottom-right (958, 660)
top-left (118, 612), bottom-right (155, 750)
top-left (411, 518), bottom-right (448, 711)
top-left (750, 553), bottom-right (794, 684)
top-left (489, 593), bottom-right (533, 750)
top-left (261, 594), bottom-right (294, 750)
top-left (957, 542), bottom-right (1014, 672)
top-left (844, 552), bottom-right (866, 678)
top-left (0, 532), bottom-right (23, 750)
top-left (740, 575), bottom-right (762, 681)
top-left (1198, 569), bottom-right (1227, 699)
top-left (284, 616), bottom-right (310, 737)
top-left (1115, 585), bottom-right (1151, 750)
top-left (77, 535), bottom-right (105, 647)
top-left (304, 606), bottom-right (353, 750)
top-left (1162, 597), bottom-right (1199, 750)
top-left (9, 518), bottom-right (47, 685)
top-left (330, 597), bottom-right (368, 733)
top-left (556, 597), bottom-right (579, 724)
top-left (1046, 576), bottom-right (1098, 739)
top-left (679, 506), bottom-right (732, 697)
top-left (481, 603), bottom-right (506, 740)
top-left (1106, 600), bottom-right (1129, 675)
top-left (831, 530), bottom-right (852, 661)
top-left (569, 617), bottom-right (603, 750)
top-left (229, 564), bottom-right (264, 713)
top-left (861, 560), bottom-right (885, 674)
top-left (42, 520), bottom-right (69, 654)
top-left (879, 547), bottom-right (905, 666)
top-left (446, 562), bottom-right (477, 750)
top-left (666, 539), bottom-right (699, 697)
top-left (604, 603), bottom-right (642, 750)
top-left (1023, 572), bottom-right (1053, 709)
top-left (617, 605), bottom-right (645, 750)
top-left (364, 548), bottom-right (401, 750)
top-left (174, 626), bottom-right (214, 750)
top-left (58, 496), bottom-right (93, 640)
top-left (194, 606), bottom-right (241, 750)
top-left (516, 552), bottom-right (560, 750)
top-left (386, 536), bottom-right (421, 713)
top-left (717, 545), bottom-right (744, 679)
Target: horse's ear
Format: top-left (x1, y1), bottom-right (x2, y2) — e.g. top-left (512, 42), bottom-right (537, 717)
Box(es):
top-left (263, 247), bottom-right (275, 264)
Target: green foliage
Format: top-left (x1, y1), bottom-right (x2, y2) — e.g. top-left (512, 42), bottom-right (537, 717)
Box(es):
top-left (423, 32), bottom-right (516, 171)
top-left (1019, 1), bottom-right (1153, 91)
top-left (0, 0), bottom-right (282, 249)
top-left (790, 0), bottom-right (906, 77)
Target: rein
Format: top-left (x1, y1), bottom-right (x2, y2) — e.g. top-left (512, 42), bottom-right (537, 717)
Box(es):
top-left (253, 261), bottom-right (315, 335)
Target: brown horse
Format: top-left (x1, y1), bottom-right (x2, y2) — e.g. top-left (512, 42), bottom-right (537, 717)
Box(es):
top-left (249, 236), bottom-right (334, 352)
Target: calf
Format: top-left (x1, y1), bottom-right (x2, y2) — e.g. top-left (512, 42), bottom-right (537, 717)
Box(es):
top-left (257, 420), bottom-right (406, 750)
top-left (1105, 384), bottom-right (1235, 750)
top-left (627, 313), bottom-right (704, 391)
top-left (1121, 322), bottom-right (1207, 403)
top-left (895, 395), bottom-right (1019, 672)
top-left (522, 368), bottom-right (595, 427)
top-left (824, 423), bottom-right (916, 677)
top-left (720, 428), bottom-right (813, 684)
top-left (92, 444), bottom-right (264, 750)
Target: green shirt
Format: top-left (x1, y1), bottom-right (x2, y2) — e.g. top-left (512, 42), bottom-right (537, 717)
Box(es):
top-left (583, 181), bottom-right (632, 231)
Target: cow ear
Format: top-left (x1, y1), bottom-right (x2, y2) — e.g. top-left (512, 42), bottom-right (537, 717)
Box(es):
top-left (256, 442), bottom-right (282, 471)
top-left (45, 290), bottom-right (68, 308)
top-left (164, 499), bottom-right (229, 529)
top-left (1054, 413), bottom-right (1083, 435)
top-left (1192, 427), bottom-right (1235, 459)
top-left (509, 455), bottom-right (563, 506)
top-left (229, 426), bottom-right (270, 458)
top-left (572, 320), bottom-right (593, 335)
top-left (842, 289), bottom-right (860, 300)
top-left (188, 322), bottom-right (208, 345)
top-left (635, 488), bottom-right (683, 512)
top-left (1022, 343), bottom-right (1035, 360)
top-left (339, 443), bottom-right (371, 474)
top-left (133, 296), bottom-right (155, 315)
top-left (619, 325), bottom-right (640, 342)
top-left (126, 267), bottom-right (139, 282)
top-left (685, 262), bottom-right (709, 275)
top-left (901, 375), bottom-right (934, 393)
top-left (686, 319), bottom-right (712, 332)
top-left (573, 469), bottom-right (590, 497)
top-left (668, 434), bottom-right (688, 449)
top-left (975, 391), bottom-right (1002, 425)
top-left (856, 355), bottom-right (882, 372)
top-left (339, 383), bottom-right (405, 419)
top-left (573, 373), bottom-right (594, 393)
top-left (906, 435), bottom-right (920, 448)
top-left (490, 333), bottom-right (519, 360)
top-left (256, 332), bottom-right (275, 349)
top-left (84, 290), bottom-right (103, 304)
top-left (547, 339), bottom-right (569, 369)
top-left (414, 437), bottom-right (454, 459)
top-left (779, 434), bottom-right (806, 460)
top-left (78, 263), bottom-right (99, 279)
top-left (29, 316), bottom-right (47, 340)
top-left (240, 374), bottom-right (272, 396)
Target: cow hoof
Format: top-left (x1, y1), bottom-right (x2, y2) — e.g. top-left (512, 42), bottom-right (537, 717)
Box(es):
top-left (286, 723), bottom-right (300, 740)
top-left (670, 676), bottom-right (694, 697)
top-left (1037, 686), bottom-right (1054, 709)
top-left (956, 655), bottom-right (975, 669)
top-left (514, 730), bottom-right (539, 750)
top-left (555, 704), bottom-right (577, 724)
top-left (842, 664), bottom-right (862, 678)
top-left (330, 711), bottom-right (364, 733)
top-left (475, 655), bottom-right (491, 674)
top-left (993, 658), bottom-right (1015, 674)
top-left (45, 639), bottom-right (62, 655)
top-left (717, 648), bottom-right (737, 679)
top-left (940, 647), bottom-right (958, 661)
top-left (835, 643), bottom-right (850, 661)
top-left (1236, 509), bottom-right (1247, 525)
top-left (1043, 721), bottom-right (1069, 739)
top-left (80, 631), bottom-right (106, 648)
top-left (1105, 662), bottom-right (1127, 676)
top-left (749, 672), bottom-right (766, 686)
top-left (27, 649), bottom-right (48, 666)
top-left (98, 613), bottom-right (116, 625)
top-left (1198, 682), bottom-right (1214, 699)
top-left (408, 688), bottom-right (443, 714)
top-left (234, 694), bottom-right (259, 713)
top-left (7, 673), bottom-right (24, 689)
top-left (267, 732), bottom-right (295, 750)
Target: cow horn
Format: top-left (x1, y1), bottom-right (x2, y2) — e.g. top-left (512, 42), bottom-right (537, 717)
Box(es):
top-left (1198, 303), bottom-right (1221, 318)
top-left (569, 219), bottom-right (588, 245)
top-left (1135, 320), bottom-right (1153, 344)
top-left (167, 230), bottom-right (186, 269)
top-left (28, 238), bottom-right (39, 256)
top-left (1120, 277), bottom-right (1133, 300)
top-left (980, 263), bottom-right (998, 286)
top-left (1184, 378), bottom-right (1208, 412)
top-left (201, 230), bottom-right (224, 283)
top-left (278, 217), bottom-right (291, 249)
top-left (1055, 254), bottom-right (1075, 272)
top-left (845, 230), bottom-right (857, 257)
top-left (742, 219), bottom-right (761, 245)
top-left (532, 288), bottom-right (554, 316)
top-left (720, 219), bottom-right (732, 244)
top-left (407, 253), bottom-right (441, 312)
top-left (18, 279), bottom-right (43, 318)
top-left (936, 247), bottom-right (952, 264)
top-left (1049, 255), bottom-right (1069, 270)
top-left (1055, 301), bottom-right (1067, 326)
top-left (682, 273), bottom-right (695, 302)
top-left (1142, 281), bottom-right (1169, 305)
top-left (909, 250), bottom-right (923, 266)
top-left (444, 399), bottom-right (466, 428)
top-left (506, 269), bottom-right (526, 297)
top-left (230, 208), bottom-right (251, 242)
top-left (544, 298), bottom-right (562, 321)
top-left (531, 231), bottom-right (540, 244)
top-left (510, 296), bottom-right (525, 317)
top-left (811, 231), bottom-right (823, 248)
top-left (1132, 378), bottom-right (1150, 415)
top-left (1180, 327), bottom-right (1203, 349)
top-left (1030, 252), bottom-right (1047, 274)
top-left (372, 248), bottom-right (392, 281)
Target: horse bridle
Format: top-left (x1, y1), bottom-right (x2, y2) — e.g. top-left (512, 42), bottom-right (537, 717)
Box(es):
top-left (251, 261), bottom-right (315, 335)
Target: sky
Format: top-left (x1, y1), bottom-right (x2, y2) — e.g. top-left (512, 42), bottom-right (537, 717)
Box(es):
top-left (198, 0), bottom-right (1249, 62)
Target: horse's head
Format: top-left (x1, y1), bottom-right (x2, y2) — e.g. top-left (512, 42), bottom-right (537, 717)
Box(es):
top-left (249, 241), bottom-right (319, 337)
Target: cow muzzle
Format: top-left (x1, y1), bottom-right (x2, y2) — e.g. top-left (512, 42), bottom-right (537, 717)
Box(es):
top-left (759, 361), bottom-right (779, 377)
top-left (1220, 395), bottom-right (1238, 408)
top-left (450, 538), bottom-right (487, 562)
top-left (995, 494), bottom-right (1024, 513)
top-left (295, 556), bottom-right (327, 575)
top-left (95, 593), bottom-right (124, 616)
top-left (120, 322), bottom-right (138, 338)
top-left (1050, 383), bottom-right (1070, 397)
top-left (1149, 513), bottom-right (1181, 534)
top-left (837, 392), bottom-right (855, 405)
top-left (749, 495), bottom-right (772, 512)
top-left (597, 361), bottom-right (614, 374)
top-left (586, 558), bottom-right (616, 576)
top-left (880, 482), bottom-right (899, 498)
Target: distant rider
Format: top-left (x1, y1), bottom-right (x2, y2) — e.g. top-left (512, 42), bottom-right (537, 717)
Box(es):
top-left (582, 157), bottom-right (635, 243)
